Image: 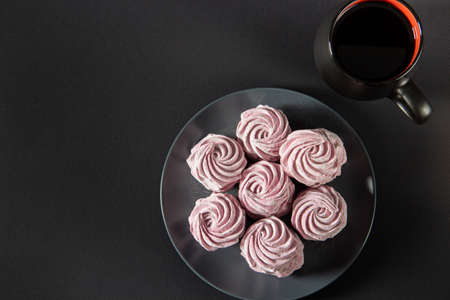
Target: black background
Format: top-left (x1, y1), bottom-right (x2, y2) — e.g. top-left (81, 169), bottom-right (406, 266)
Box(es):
top-left (1, 0), bottom-right (449, 299)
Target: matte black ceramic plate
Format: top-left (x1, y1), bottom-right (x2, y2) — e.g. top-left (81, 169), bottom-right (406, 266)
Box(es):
top-left (160, 88), bottom-right (376, 300)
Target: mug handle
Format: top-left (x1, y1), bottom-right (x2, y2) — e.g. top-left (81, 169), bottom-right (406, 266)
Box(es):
top-left (390, 78), bottom-right (432, 124)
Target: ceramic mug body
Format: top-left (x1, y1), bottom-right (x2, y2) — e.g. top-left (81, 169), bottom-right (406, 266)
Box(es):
top-left (314, 0), bottom-right (431, 124)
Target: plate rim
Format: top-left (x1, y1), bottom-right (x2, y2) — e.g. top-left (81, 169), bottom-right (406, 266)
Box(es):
top-left (160, 87), bottom-right (377, 300)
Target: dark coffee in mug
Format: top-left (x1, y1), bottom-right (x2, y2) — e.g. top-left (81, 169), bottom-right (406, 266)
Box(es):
top-left (331, 0), bottom-right (420, 81)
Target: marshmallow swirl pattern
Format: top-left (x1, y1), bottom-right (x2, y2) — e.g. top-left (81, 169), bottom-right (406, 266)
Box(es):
top-left (239, 161), bottom-right (294, 219)
top-left (291, 185), bottom-right (347, 241)
top-left (240, 216), bottom-right (304, 278)
top-left (187, 134), bottom-right (247, 192)
top-left (279, 129), bottom-right (347, 187)
top-left (236, 105), bottom-right (291, 161)
top-left (189, 193), bottom-right (246, 251)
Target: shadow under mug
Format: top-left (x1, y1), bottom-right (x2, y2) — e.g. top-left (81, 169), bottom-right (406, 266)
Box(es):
top-left (314, 0), bottom-right (432, 124)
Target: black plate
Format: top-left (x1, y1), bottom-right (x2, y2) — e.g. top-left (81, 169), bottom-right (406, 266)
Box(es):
top-left (160, 88), bottom-right (376, 300)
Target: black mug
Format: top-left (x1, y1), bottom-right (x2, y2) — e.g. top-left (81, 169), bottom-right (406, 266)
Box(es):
top-left (314, 0), bottom-right (431, 124)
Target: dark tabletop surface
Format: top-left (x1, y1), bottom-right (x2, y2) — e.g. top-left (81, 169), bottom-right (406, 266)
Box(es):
top-left (1, 0), bottom-right (449, 299)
